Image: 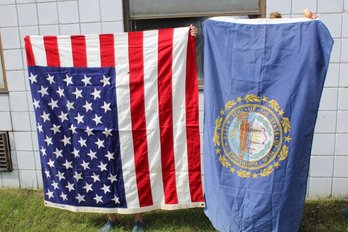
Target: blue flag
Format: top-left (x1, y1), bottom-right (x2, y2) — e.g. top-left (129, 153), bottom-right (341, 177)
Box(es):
top-left (203, 18), bottom-right (333, 232)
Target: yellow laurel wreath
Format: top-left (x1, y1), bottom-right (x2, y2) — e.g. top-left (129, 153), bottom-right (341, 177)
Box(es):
top-left (259, 165), bottom-right (274, 177)
top-left (225, 100), bottom-right (237, 110)
top-left (282, 117), bottom-right (291, 133)
top-left (237, 170), bottom-right (251, 178)
top-left (219, 155), bottom-right (231, 168)
top-left (268, 100), bottom-right (280, 112)
top-left (278, 145), bottom-right (289, 161)
top-left (244, 94), bottom-right (260, 103)
top-left (213, 116), bottom-right (222, 146)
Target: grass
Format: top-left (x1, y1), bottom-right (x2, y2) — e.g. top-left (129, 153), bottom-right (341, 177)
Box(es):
top-left (0, 188), bottom-right (348, 232)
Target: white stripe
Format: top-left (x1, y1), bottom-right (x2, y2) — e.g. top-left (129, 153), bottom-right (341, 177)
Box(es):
top-left (57, 36), bottom-right (73, 67)
top-left (143, 30), bottom-right (164, 205)
top-left (172, 27), bottom-right (191, 204)
top-left (85, 35), bottom-right (101, 67)
top-left (114, 32), bottom-right (139, 209)
top-left (45, 200), bottom-right (204, 214)
top-left (30, 36), bottom-right (47, 66)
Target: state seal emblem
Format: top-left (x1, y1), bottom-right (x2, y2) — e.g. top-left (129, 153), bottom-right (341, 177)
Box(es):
top-left (213, 94), bottom-right (291, 178)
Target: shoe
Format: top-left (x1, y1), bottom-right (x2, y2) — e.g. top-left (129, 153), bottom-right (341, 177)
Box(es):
top-left (132, 221), bottom-right (145, 232)
top-left (341, 208), bottom-right (348, 217)
top-left (100, 219), bottom-right (118, 232)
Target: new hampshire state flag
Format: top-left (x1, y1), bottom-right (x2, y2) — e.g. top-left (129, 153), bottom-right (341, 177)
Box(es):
top-left (203, 18), bottom-right (333, 232)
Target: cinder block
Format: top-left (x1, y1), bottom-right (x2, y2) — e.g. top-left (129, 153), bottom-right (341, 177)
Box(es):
top-left (292, 0), bottom-right (317, 14)
top-left (19, 170), bottom-right (38, 189)
top-left (0, 27), bottom-right (21, 49)
top-left (318, 0), bottom-right (344, 13)
top-left (100, 0), bottom-right (123, 21)
top-left (80, 23), bottom-right (101, 34)
top-left (17, 4), bottom-right (38, 26)
top-left (336, 134), bottom-right (348, 155)
top-left (58, 1), bottom-right (79, 24)
top-left (325, 63), bottom-right (339, 87)
top-left (308, 177), bottom-right (332, 198)
top-left (78, 0), bottom-right (100, 23)
top-left (334, 156), bottom-right (348, 176)
top-left (0, 5), bottom-right (18, 27)
top-left (37, 2), bottom-right (58, 25)
top-left (312, 134), bottom-right (335, 155)
top-left (12, 112), bottom-right (31, 131)
top-left (314, 111), bottom-right (336, 133)
top-left (337, 111), bottom-right (348, 133)
top-left (17, 151), bottom-right (35, 170)
top-left (319, 14), bottom-right (342, 38)
top-left (319, 88), bottom-right (338, 111)
top-left (332, 178), bottom-right (348, 196)
top-left (309, 156), bottom-right (333, 177)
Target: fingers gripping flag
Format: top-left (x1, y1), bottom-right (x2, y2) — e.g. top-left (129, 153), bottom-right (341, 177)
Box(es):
top-left (24, 28), bottom-right (204, 213)
top-left (203, 18), bottom-right (333, 231)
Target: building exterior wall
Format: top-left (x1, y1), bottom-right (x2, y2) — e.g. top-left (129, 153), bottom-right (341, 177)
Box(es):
top-left (0, 0), bottom-right (347, 198)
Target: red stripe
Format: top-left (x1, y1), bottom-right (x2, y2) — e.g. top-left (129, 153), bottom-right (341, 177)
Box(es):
top-left (24, 36), bottom-right (35, 66)
top-left (158, 28), bottom-right (178, 204)
top-left (128, 31), bottom-right (153, 207)
top-left (99, 34), bottom-right (115, 67)
top-left (185, 33), bottom-right (204, 202)
top-left (71, 35), bottom-right (87, 67)
top-left (43, 36), bottom-right (60, 67)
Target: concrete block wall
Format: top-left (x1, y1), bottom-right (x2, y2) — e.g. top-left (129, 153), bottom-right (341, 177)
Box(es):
top-left (0, 0), bottom-right (347, 198)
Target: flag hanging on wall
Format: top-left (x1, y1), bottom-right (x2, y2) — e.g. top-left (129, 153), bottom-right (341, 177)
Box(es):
top-left (24, 27), bottom-right (204, 214)
top-left (203, 18), bottom-right (333, 231)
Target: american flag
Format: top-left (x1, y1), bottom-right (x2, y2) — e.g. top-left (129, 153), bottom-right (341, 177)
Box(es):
top-left (24, 27), bottom-right (204, 213)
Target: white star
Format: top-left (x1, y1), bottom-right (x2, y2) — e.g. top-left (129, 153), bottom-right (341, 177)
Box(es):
top-left (56, 87), bottom-right (65, 97)
top-left (87, 149), bottom-right (97, 160)
top-left (101, 184), bottom-right (111, 194)
top-left (63, 74), bottom-right (73, 86)
top-left (56, 171), bottom-right (65, 181)
top-left (85, 126), bottom-right (94, 136)
top-left (28, 73), bottom-right (37, 84)
top-left (100, 75), bottom-right (111, 87)
top-left (78, 137), bottom-right (87, 147)
top-left (50, 124), bottom-right (61, 135)
top-left (82, 101), bottom-right (92, 112)
top-left (58, 112), bottom-right (68, 122)
top-left (48, 99), bottom-right (59, 110)
top-left (94, 194), bottom-right (103, 204)
top-left (60, 192), bottom-right (68, 201)
top-left (46, 190), bottom-right (54, 199)
top-left (108, 174), bottom-right (117, 183)
top-left (61, 135), bottom-right (71, 146)
top-left (47, 159), bottom-right (55, 168)
top-left (80, 160), bottom-right (90, 170)
top-left (53, 148), bottom-right (63, 158)
top-left (72, 88), bottom-right (83, 99)
top-left (74, 171), bottom-right (83, 181)
top-left (112, 195), bottom-right (120, 204)
top-left (67, 100), bottom-right (75, 111)
top-left (44, 136), bottom-right (53, 146)
top-left (44, 169), bottom-right (50, 178)
top-left (81, 74), bottom-right (92, 86)
top-left (72, 148), bottom-right (80, 158)
top-left (63, 160), bottom-right (73, 169)
top-left (75, 113), bottom-right (84, 124)
top-left (46, 74), bottom-right (55, 84)
top-left (103, 128), bottom-right (112, 138)
top-left (101, 101), bottom-right (111, 113)
top-left (91, 173), bottom-right (100, 183)
top-left (69, 124), bottom-right (77, 134)
top-left (38, 86), bottom-right (49, 97)
top-left (33, 99), bottom-right (40, 109)
top-left (105, 151), bottom-right (115, 161)
top-left (51, 180), bottom-right (59, 190)
top-left (66, 182), bottom-right (75, 192)
top-left (75, 193), bottom-right (85, 203)
top-left (41, 112), bottom-right (50, 122)
top-left (37, 123), bottom-right (43, 133)
top-left (92, 114), bottom-right (102, 126)
top-left (95, 138), bottom-right (105, 149)
top-left (98, 162), bottom-right (107, 172)
top-left (91, 88), bottom-right (101, 100)
top-left (83, 183), bottom-right (93, 193)
top-left (40, 146), bottom-right (46, 156)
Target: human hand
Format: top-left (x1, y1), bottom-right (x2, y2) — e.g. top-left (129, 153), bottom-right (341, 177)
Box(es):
top-left (303, 8), bottom-right (318, 19)
top-left (190, 24), bottom-right (198, 37)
